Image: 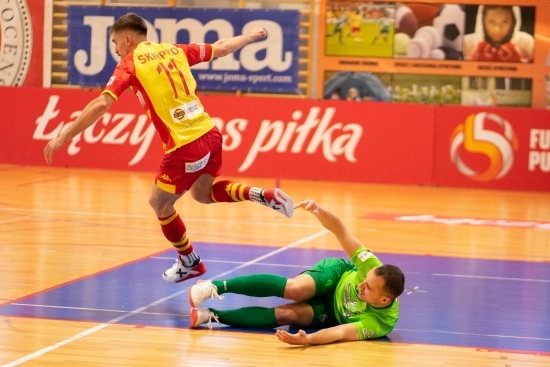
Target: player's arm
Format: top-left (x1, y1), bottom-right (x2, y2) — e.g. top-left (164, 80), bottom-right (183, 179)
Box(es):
top-left (275, 323), bottom-right (360, 345)
top-left (295, 199), bottom-right (364, 257)
top-left (44, 93), bottom-right (115, 164)
top-left (212, 26), bottom-right (266, 58)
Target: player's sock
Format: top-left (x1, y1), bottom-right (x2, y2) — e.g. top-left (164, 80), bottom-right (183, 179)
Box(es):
top-left (209, 307), bottom-right (279, 328)
top-left (159, 211), bottom-right (196, 265)
top-left (212, 274), bottom-right (287, 298)
top-left (210, 180), bottom-right (258, 202)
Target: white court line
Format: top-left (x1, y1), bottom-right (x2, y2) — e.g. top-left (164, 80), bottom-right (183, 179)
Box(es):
top-left (395, 328), bottom-right (550, 342)
top-left (432, 273), bottom-right (550, 283)
top-left (1, 229), bottom-right (329, 367)
top-left (9, 303), bottom-right (183, 317)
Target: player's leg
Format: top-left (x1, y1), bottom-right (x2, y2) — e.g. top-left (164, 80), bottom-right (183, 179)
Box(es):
top-left (210, 179), bottom-right (294, 217)
top-left (275, 301), bottom-right (315, 326)
top-left (188, 273), bottom-right (288, 307)
top-left (190, 301), bottom-right (315, 329)
top-left (190, 298), bottom-right (337, 329)
top-left (189, 173), bottom-right (215, 203)
top-left (188, 258), bottom-right (351, 307)
top-left (188, 260), bottom-right (345, 328)
top-left (150, 184), bottom-right (207, 283)
top-left (189, 127), bottom-right (294, 217)
top-left (153, 139), bottom-right (215, 282)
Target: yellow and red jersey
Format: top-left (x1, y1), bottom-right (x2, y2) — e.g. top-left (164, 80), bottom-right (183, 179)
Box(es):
top-left (103, 41), bottom-right (215, 153)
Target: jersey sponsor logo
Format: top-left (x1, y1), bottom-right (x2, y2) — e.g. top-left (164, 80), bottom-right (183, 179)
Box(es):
top-left (170, 100), bottom-right (203, 124)
top-left (185, 152), bottom-right (210, 173)
top-left (362, 328), bottom-right (375, 339)
top-left (357, 250), bottom-right (372, 262)
top-left (173, 108), bottom-right (186, 121)
top-left (343, 282), bottom-right (360, 318)
top-left (0, 0), bottom-right (32, 86)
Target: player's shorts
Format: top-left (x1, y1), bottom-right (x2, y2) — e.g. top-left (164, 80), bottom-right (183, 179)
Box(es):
top-left (302, 258), bottom-right (356, 296)
top-left (304, 295), bottom-right (339, 328)
top-left (301, 258), bottom-right (356, 328)
top-left (350, 26), bottom-right (360, 33)
top-left (155, 126), bottom-right (222, 194)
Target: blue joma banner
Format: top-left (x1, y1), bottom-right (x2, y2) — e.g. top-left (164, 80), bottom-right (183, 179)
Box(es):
top-left (67, 6), bottom-right (300, 93)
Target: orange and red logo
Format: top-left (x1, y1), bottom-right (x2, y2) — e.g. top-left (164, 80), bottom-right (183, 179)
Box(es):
top-left (450, 112), bottom-right (518, 181)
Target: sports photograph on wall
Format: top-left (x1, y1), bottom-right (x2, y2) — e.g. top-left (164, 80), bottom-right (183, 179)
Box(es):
top-left (325, 1), bottom-right (395, 57)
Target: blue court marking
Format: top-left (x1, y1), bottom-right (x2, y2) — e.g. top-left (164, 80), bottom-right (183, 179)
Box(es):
top-left (1, 242), bottom-right (549, 353)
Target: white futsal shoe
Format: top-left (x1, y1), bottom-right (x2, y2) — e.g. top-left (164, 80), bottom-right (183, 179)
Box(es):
top-left (189, 308), bottom-right (220, 329)
top-left (257, 188), bottom-right (294, 218)
top-left (188, 280), bottom-right (224, 307)
top-left (162, 257), bottom-right (207, 283)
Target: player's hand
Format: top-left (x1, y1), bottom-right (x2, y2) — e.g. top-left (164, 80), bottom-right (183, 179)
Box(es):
top-left (250, 26), bottom-right (266, 41)
top-left (294, 199), bottom-right (320, 215)
top-left (275, 329), bottom-right (310, 345)
top-left (44, 137), bottom-right (66, 164)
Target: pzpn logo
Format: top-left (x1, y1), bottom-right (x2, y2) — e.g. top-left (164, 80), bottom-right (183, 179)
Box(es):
top-left (450, 113), bottom-right (518, 181)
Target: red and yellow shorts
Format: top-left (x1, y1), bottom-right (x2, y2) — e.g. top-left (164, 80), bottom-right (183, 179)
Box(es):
top-left (155, 127), bottom-right (222, 194)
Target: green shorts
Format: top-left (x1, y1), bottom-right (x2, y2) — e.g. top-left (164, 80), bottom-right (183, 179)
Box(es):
top-left (302, 258), bottom-right (356, 328)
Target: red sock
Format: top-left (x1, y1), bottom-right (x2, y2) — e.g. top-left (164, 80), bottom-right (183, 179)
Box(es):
top-left (158, 211), bottom-right (193, 256)
top-left (210, 180), bottom-right (254, 202)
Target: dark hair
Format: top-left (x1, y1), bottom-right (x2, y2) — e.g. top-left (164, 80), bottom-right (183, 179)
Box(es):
top-left (482, 6), bottom-right (516, 47)
top-left (111, 13), bottom-right (147, 36)
top-left (375, 264), bottom-right (405, 299)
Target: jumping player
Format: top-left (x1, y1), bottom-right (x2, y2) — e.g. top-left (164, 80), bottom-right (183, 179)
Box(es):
top-left (43, 13), bottom-right (294, 284)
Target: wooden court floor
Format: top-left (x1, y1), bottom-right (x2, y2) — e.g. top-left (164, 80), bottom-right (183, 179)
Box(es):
top-left (0, 164), bottom-right (549, 366)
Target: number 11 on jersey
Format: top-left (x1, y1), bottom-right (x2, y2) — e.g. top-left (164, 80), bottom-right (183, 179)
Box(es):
top-left (156, 59), bottom-right (191, 99)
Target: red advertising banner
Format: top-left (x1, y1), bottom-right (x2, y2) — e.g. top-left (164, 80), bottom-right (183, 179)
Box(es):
top-left (0, 86), bottom-right (434, 185)
top-left (1, 86), bottom-right (547, 190)
top-left (202, 95), bottom-right (434, 184)
top-left (2, 86), bottom-right (164, 170)
top-left (433, 105), bottom-right (550, 190)
top-left (0, 0), bottom-right (44, 86)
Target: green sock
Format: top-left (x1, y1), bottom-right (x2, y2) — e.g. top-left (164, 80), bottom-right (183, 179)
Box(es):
top-left (210, 307), bottom-right (278, 328)
top-left (212, 274), bottom-right (287, 298)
